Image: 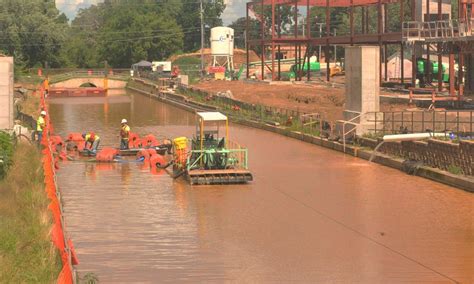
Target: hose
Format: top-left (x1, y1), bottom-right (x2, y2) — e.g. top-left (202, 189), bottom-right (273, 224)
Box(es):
top-left (156, 160), bottom-right (174, 169)
top-left (171, 168), bottom-right (186, 179)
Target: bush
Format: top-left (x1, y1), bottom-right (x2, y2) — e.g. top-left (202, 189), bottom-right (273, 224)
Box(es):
top-left (0, 131), bottom-right (14, 179)
top-left (447, 164), bottom-right (463, 175)
top-left (173, 56), bottom-right (201, 84)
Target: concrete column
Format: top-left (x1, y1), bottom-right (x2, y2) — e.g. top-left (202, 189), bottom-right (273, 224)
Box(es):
top-left (344, 46), bottom-right (380, 135)
top-left (0, 57), bottom-right (14, 130)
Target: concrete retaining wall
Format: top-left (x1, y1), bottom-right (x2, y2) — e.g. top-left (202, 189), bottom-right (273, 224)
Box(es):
top-left (0, 57), bottom-right (13, 129)
top-left (359, 138), bottom-right (474, 176)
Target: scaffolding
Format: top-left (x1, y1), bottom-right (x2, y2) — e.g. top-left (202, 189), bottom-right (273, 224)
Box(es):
top-left (245, 0), bottom-right (474, 97)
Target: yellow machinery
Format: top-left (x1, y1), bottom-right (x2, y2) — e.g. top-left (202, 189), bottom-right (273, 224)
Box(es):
top-left (330, 65), bottom-right (344, 77)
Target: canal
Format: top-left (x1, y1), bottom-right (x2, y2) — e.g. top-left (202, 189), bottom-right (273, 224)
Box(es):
top-left (49, 91), bottom-right (473, 283)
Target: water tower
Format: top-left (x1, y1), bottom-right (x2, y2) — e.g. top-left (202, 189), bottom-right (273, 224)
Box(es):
top-left (210, 27), bottom-right (234, 70)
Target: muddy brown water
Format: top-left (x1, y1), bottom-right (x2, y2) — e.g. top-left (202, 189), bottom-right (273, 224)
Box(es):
top-left (49, 92), bottom-right (474, 283)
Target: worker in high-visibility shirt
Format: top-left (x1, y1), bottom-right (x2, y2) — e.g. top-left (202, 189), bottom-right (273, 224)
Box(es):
top-left (120, 118), bottom-right (130, 150)
top-left (36, 110), bottom-right (46, 144)
top-left (82, 132), bottom-right (101, 153)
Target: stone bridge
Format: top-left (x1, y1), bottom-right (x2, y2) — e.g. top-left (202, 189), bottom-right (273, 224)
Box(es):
top-left (50, 77), bottom-right (127, 89)
top-left (49, 71), bottom-right (129, 89)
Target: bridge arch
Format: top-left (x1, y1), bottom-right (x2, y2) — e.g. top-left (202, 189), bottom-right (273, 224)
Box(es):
top-left (79, 82), bottom-right (98, 88)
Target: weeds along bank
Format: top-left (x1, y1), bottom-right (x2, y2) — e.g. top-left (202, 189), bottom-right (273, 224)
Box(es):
top-left (0, 83), bottom-right (78, 283)
top-left (0, 139), bottom-right (61, 282)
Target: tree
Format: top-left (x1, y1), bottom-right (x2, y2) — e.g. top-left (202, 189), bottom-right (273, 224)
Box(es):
top-left (228, 17), bottom-right (260, 50)
top-left (0, 0), bottom-right (69, 68)
top-left (98, 2), bottom-right (183, 67)
top-left (178, 0), bottom-right (226, 52)
top-left (64, 1), bottom-right (184, 68)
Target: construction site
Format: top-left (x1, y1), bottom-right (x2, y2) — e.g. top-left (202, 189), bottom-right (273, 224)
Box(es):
top-left (0, 0), bottom-right (473, 283)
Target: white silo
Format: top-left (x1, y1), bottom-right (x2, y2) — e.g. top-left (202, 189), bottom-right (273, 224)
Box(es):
top-left (210, 27), bottom-right (234, 70)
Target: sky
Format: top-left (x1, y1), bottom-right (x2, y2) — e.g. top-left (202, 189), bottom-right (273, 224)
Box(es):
top-left (55, 0), bottom-right (246, 25)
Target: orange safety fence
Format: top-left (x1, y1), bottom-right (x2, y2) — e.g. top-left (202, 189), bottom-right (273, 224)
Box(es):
top-left (38, 81), bottom-right (78, 284)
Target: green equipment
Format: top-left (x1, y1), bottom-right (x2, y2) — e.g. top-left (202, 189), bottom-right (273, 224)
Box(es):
top-left (173, 112), bottom-right (253, 185)
top-left (416, 58), bottom-right (450, 87)
top-left (288, 61), bottom-right (321, 79)
top-left (232, 64), bottom-right (246, 80)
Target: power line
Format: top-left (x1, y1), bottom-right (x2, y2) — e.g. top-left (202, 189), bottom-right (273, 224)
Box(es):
top-left (272, 184), bottom-right (460, 283)
top-left (0, 26), bottom-right (200, 36)
top-left (0, 29), bottom-right (202, 47)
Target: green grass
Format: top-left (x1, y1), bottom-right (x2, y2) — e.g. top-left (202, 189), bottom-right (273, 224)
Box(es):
top-left (0, 132), bottom-right (14, 179)
top-left (18, 91), bottom-right (41, 119)
top-left (447, 164), bottom-right (463, 175)
top-left (16, 74), bottom-right (44, 86)
top-left (172, 56), bottom-right (201, 84)
top-left (0, 143), bottom-right (62, 283)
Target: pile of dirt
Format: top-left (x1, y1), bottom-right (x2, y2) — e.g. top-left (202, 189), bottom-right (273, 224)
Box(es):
top-left (193, 80), bottom-right (415, 122)
top-left (194, 81), bottom-right (346, 121)
top-left (169, 48), bottom-right (260, 68)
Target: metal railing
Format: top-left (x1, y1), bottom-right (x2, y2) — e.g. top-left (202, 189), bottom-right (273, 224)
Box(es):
top-left (187, 148), bottom-right (249, 171)
top-left (403, 19), bottom-right (474, 42)
top-left (367, 110), bottom-right (474, 137)
top-left (337, 110), bottom-right (362, 153)
top-left (187, 140), bottom-right (249, 171)
top-left (49, 70), bottom-right (130, 84)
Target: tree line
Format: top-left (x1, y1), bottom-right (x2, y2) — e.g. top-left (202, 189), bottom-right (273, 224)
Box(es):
top-left (1, 0), bottom-right (458, 69)
top-left (0, 0), bottom-right (225, 69)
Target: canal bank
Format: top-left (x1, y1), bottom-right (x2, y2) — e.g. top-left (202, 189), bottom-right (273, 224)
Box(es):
top-left (127, 80), bottom-right (474, 192)
top-left (0, 142), bottom-right (62, 283)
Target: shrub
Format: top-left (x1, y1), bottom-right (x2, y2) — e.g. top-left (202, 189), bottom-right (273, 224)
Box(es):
top-left (0, 131), bottom-right (14, 179)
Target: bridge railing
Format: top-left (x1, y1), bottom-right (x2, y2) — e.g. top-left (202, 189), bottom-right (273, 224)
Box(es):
top-left (49, 69), bottom-right (130, 84)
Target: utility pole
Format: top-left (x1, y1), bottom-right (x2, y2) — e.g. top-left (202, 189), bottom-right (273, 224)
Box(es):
top-left (200, 0), bottom-right (205, 79)
top-left (333, 28), bottom-right (336, 63)
top-left (244, 29), bottom-right (247, 51)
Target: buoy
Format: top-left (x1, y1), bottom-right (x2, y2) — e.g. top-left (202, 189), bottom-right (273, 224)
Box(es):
top-left (96, 148), bottom-right (119, 162)
top-left (150, 154), bottom-right (166, 168)
top-left (129, 133), bottom-right (140, 148)
top-left (66, 133), bottom-right (84, 142)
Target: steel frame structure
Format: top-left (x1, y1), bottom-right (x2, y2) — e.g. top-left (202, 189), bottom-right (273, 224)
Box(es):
top-left (245, 0), bottom-right (474, 97)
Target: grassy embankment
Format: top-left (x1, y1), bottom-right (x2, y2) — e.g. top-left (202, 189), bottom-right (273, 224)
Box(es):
top-left (18, 88), bottom-right (41, 118)
top-left (0, 141), bottom-right (61, 282)
top-left (172, 56), bottom-right (201, 84)
top-left (0, 99), bottom-right (61, 282)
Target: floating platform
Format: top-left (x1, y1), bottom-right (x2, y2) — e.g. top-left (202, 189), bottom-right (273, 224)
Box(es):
top-left (49, 87), bottom-right (106, 97)
top-left (79, 148), bottom-right (142, 157)
top-left (186, 169), bottom-right (253, 185)
top-left (79, 146), bottom-right (168, 157)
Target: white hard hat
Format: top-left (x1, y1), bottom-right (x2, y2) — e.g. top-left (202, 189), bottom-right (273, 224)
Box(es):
top-left (40, 110), bottom-right (47, 116)
top-left (121, 118), bottom-right (127, 124)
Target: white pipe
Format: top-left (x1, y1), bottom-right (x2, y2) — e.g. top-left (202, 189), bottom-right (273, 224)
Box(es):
top-left (383, 132), bottom-right (447, 142)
